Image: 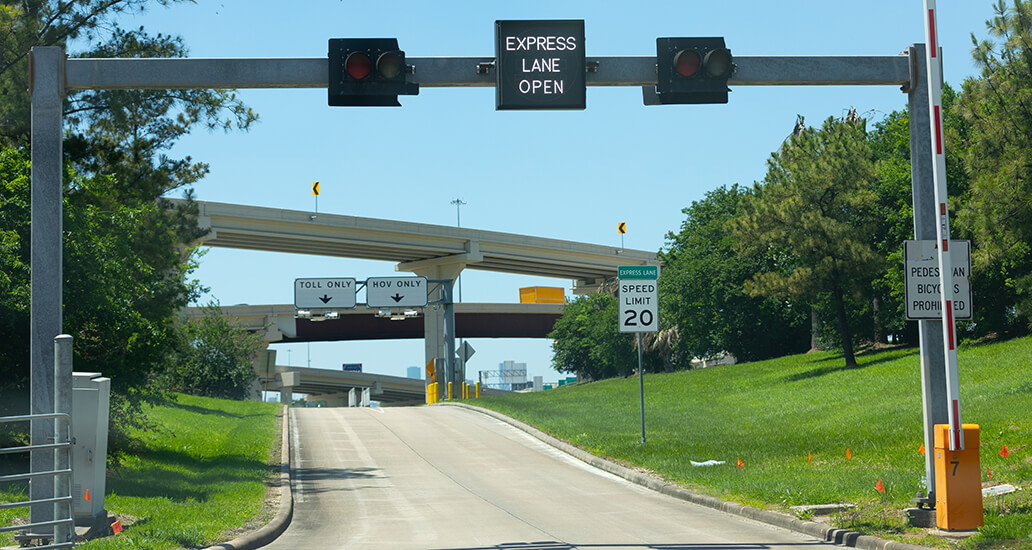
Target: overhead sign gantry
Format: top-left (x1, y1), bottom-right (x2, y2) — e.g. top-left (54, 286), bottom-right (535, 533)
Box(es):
top-left (28, 11), bottom-right (967, 533)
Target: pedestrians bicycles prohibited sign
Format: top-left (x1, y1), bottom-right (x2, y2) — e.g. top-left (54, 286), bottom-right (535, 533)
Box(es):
top-left (495, 19), bottom-right (586, 110)
top-left (904, 240), bottom-right (972, 320)
top-left (295, 278), bottom-right (357, 309)
top-left (618, 265), bottom-right (659, 333)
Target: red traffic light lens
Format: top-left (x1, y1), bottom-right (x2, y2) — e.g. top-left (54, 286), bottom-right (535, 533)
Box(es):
top-left (673, 49), bottom-right (701, 77)
top-left (704, 48), bottom-right (733, 78)
top-left (345, 52), bottom-right (372, 80)
top-left (377, 51), bottom-right (404, 80)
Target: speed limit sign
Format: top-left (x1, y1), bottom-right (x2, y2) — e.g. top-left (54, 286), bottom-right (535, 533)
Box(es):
top-left (618, 265), bottom-right (659, 333)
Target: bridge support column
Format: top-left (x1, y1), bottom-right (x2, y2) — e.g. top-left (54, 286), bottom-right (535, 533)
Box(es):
top-left (253, 348), bottom-right (276, 401)
top-left (408, 263), bottom-right (465, 403)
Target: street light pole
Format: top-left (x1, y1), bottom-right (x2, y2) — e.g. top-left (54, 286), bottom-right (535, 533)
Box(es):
top-left (450, 198), bottom-right (466, 386)
top-left (450, 198), bottom-right (466, 303)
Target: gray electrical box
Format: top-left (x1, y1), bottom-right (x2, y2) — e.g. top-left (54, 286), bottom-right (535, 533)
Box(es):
top-left (71, 372), bottom-right (110, 525)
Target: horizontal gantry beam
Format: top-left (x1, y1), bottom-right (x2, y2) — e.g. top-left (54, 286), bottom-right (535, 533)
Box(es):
top-left (64, 54), bottom-right (911, 90)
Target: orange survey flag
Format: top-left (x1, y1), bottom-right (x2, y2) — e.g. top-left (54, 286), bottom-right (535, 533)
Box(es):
top-left (846, 448), bottom-right (852, 459)
top-left (919, 443), bottom-right (925, 455)
top-left (808, 451), bottom-right (812, 462)
top-left (84, 490), bottom-right (91, 502)
top-left (986, 467), bottom-right (993, 480)
top-left (111, 520), bottom-right (123, 534)
top-left (737, 457), bottom-right (743, 468)
top-left (875, 479), bottom-right (885, 493)
top-left (1000, 445), bottom-right (1010, 458)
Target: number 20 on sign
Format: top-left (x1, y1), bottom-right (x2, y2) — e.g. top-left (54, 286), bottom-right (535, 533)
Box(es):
top-left (618, 265), bottom-right (659, 333)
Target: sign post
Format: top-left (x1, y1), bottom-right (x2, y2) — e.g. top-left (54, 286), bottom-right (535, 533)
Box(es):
top-left (618, 265), bottom-right (659, 444)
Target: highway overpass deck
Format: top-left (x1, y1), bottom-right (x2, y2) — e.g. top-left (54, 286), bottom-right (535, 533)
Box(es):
top-left (176, 199), bottom-right (657, 291)
top-left (187, 302), bottom-right (565, 342)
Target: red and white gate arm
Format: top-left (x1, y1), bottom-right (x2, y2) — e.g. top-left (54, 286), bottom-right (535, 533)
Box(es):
top-left (923, 0), bottom-right (964, 451)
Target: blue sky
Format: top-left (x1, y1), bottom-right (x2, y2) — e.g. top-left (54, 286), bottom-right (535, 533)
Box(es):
top-left (112, 1), bottom-right (994, 384)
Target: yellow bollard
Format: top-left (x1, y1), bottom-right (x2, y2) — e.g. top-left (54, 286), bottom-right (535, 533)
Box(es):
top-left (464, 382), bottom-right (470, 400)
top-left (476, 381), bottom-right (481, 398)
top-left (447, 381), bottom-right (453, 400)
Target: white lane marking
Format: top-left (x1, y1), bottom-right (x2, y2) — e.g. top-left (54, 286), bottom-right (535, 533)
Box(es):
top-left (290, 408), bottom-right (305, 503)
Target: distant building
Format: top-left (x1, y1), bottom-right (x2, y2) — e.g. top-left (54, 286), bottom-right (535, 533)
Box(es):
top-left (481, 360), bottom-right (530, 391)
top-left (406, 366), bottom-right (421, 380)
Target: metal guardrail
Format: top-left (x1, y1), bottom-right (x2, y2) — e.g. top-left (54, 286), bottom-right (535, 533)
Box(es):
top-left (0, 335), bottom-right (75, 549)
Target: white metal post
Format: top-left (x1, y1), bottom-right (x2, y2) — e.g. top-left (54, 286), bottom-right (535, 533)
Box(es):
top-left (53, 335), bottom-right (72, 546)
top-left (922, 1), bottom-right (964, 451)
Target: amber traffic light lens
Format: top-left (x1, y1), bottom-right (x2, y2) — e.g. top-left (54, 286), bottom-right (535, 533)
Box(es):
top-left (704, 48), bottom-right (733, 78)
top-left (377, 51), bottom-right (404, 80)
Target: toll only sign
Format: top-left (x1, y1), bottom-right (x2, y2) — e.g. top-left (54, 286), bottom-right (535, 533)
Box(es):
top-left (618, 265), bottom-right (659, 333)
top-left (904, 240), bottom-right (972, 320)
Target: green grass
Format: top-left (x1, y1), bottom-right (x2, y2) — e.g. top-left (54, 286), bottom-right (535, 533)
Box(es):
top-left (1, 393), bottom-right (282, 549)
top-left (471, 337), bottom-right (1032, 549)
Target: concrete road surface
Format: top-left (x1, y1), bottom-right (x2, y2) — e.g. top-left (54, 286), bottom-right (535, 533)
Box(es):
top-left (264, 406), bottom-right (836, 550)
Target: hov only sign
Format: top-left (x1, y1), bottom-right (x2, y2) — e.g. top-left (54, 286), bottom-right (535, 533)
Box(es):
top-left (618, 265), bottom-right (659, 333)
top-left (904, 240), bottom-right (972, 320)
top-left (366, 276), bottom-right (428, 308)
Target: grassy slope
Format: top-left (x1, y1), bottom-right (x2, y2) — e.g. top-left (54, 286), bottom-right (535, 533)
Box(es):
top-left (82, 394), bottom-right (282, 549)
top-left (473, 337), bottom-right (1032, 547)
top-left (1, 394), bottom-right (281, 549)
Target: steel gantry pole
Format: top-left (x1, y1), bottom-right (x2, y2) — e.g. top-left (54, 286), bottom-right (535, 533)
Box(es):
top-left (923, 1), bottom-right (964, 452)
top-left (29, 46), bottom-right (65, 535)
top-left (32, 46), bottom-right (924, 519)
top-left (906, 43), bottom-right (949, 502)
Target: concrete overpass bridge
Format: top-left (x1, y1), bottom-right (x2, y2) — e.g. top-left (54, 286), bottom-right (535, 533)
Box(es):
top-left (256, 364), bottom-right (513, 406)
top-left (188, 302), bottom-right (565, 342)
top-left (260, 366), bottom-right (427, 406)
top-left (177, 199), bottom-right (658, 399)
top-left (188, 302), bottom-right (561, 405)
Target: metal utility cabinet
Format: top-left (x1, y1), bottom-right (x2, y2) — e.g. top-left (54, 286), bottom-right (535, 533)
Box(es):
top-left (71, 372), bottom-right (110, 528)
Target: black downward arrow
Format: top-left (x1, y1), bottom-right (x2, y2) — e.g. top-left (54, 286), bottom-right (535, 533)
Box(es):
top-left (319, 295), bottom-right (332, 304)
top-left (391, 293), bottom-right (404, 303)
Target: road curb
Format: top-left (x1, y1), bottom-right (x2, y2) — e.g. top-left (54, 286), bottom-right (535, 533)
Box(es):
top-left (441, 402), bottom-right (930, 550)
top-left (204, 405), bottom-right (293, 550)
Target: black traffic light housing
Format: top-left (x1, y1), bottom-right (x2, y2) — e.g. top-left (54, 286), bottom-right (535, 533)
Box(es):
top-left (652, 37), bottom-right (733, 105)
top-left (328, 38), bottom-right (419, 106)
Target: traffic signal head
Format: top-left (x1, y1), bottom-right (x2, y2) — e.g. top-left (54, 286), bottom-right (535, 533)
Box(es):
top-left (654, 37), bottom-right (733, 104)
top-left (328, 38), bottom-right (419, 106)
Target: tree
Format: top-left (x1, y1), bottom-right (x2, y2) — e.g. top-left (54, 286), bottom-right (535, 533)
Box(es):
top-left (659, 184), bottom-right (809, 363)
top-left (0, 146), bottom-right (203, 420)
top-left (159, 302), bottom-right (264, 400)
top-left (1, 0), bottom-right (199, 145)
top-left (0, 2), bottom-right (256, 431)
top-left (549, 293), bottom-right (637, 381)
top-left (958, 0), bottom-right (1032, 326)
top-left (735, 116), bottom-right (881, 366)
